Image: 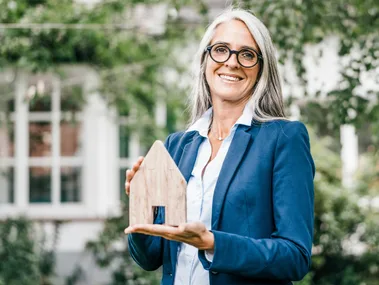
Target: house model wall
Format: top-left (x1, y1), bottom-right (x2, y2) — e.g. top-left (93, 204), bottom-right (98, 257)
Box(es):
top-left (129, 140), bottom-right (186, 226)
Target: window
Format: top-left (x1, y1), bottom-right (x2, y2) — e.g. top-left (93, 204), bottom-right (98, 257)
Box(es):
top-left (0, 92), bottom-right (15, 204)
top-left (0, 113), bottom-right (15, 204)
top-left (0, 69), bottom-right (121, 220)
top-left (118, 117), bottom-right (143, 200)
top-left (61, 166), bottom-right (81, 202)
top-left (119, 121), bottom-right (131, 199)
top-left (27, 76), bottom-right (83, 204)
top-left (117, 100), bottom-right (168, 201)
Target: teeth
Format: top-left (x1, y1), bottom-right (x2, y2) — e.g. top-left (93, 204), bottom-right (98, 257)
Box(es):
top-left (220, 75), bottom-right (240, 81)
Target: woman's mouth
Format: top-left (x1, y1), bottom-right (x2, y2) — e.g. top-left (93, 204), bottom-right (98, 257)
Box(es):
top-left (218, 74), bottom-right (243, 82)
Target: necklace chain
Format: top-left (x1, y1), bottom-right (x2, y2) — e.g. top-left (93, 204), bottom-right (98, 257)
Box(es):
top-left (208, 111), bottom-right (229, 141)
top-left (213, 131), bottom-right (224, 141)
top-left (208, 121), bottom-right (225, 141)
top-left (212, 132), bottom-right (224, 141)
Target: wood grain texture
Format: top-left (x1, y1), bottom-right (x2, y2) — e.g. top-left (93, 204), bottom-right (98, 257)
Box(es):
top-left (129, 140), bottom-right (187, 226)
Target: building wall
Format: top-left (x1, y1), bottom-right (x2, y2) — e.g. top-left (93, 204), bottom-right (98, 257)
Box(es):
top-left (0, 67), bottom-right (124, 282)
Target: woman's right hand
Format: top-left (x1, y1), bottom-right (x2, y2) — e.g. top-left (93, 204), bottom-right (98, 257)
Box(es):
top-left (125, 156), bottom-right (144, 196)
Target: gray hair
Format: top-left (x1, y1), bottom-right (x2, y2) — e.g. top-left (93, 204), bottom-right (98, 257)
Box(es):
top-left (188, 8), bottom-right (287, 125)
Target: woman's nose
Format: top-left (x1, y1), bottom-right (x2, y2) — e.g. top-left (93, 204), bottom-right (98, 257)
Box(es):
top-left (225, 53), bottom-right (240, 69)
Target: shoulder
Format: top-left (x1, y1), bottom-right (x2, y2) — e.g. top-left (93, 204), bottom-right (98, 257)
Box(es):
top-left (164, 130), bottom-right (199, 151)
top-left (264, 120), bottom-right (313, 166)
top-left (252, 120), bottom-right (312, 157)
top-left (258, 119), bottom-right (310, 141)
top-left (164, 131), bottom-right (185, 148)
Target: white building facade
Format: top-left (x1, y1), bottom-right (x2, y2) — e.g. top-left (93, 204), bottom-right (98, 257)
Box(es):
top-left (0, 66), bottom-right (135, 283)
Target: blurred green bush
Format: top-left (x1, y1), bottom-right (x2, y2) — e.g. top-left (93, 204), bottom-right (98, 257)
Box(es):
top-left (0, 217), bottom-right (57, 285)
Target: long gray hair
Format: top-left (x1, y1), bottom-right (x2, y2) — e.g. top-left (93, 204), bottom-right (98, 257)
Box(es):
top-left (188, 8), bottom-right (286, 125)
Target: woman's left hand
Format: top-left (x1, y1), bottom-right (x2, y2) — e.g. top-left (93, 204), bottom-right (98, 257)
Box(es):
top-left (125, 222), bottom-right (214, 250)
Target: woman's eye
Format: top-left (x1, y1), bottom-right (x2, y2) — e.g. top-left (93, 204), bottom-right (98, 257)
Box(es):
top-left (241, 51), bottom-right (255, 60)
top-left (214, 46), bottom-right (228, 53)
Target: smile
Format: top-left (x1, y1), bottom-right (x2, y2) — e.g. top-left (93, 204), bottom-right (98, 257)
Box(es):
top-left (218, 74), bottom-right (243, 82)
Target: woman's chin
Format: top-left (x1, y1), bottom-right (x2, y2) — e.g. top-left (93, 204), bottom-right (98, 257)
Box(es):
top-left (212, 87), bottom-right (250, 101)
top-left (212, 93), bottom-right (246, 104)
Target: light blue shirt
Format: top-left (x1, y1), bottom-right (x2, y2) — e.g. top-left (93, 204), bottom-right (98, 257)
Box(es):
top-left (173, 106), bottom-right (253, 285)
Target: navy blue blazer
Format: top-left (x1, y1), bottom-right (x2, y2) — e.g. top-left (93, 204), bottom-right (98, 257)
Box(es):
top-left (128, 120), bottom-right (315, 285)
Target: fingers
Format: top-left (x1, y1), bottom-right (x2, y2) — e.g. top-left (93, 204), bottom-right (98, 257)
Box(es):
top-left (130, 156), bottom-right (144, 179)
top-left (123, 222), bottom-right (213, 249)
top-left (124, 224), bottom-right (180, 237)
top-left (124, 169), bottom-right (132, 195)
top-left (124, 156), bottom-right (144, 196)
top-left (124, 223), bottom-right (198, 238)
top-left (124, 180), bottom-right (130, 195)
top-left (136, 156), bottom-right (144, 168)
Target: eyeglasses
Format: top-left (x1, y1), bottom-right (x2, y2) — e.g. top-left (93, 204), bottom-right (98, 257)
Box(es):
top-left (205, 43), bottom-right (263, 68)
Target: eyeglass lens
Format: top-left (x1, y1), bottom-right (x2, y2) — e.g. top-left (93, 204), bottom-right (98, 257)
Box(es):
top-left (210, 44), bottom-right (258, 67)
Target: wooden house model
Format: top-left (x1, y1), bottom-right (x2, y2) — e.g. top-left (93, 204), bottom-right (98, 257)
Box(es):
top-left (129, 140), bottom-right (187, 226)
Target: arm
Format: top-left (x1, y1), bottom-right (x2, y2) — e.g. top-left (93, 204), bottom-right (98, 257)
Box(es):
top-left (128, 209), bottom-right (165, 271)
top-left (127, 135), bottom-right (172, 271)
top-left (198, 122), bottom-right (315, 281)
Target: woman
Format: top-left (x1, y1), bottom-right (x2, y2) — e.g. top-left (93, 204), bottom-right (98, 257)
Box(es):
top-left (124, 8), bottom-right (315, 285)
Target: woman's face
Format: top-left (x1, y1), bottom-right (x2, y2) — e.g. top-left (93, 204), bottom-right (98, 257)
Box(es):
top-left (205, 20), bottom-right (261, 105)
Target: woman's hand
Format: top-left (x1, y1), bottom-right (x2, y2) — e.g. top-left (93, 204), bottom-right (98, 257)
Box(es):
top-left (124, 156), bottom-right (215, 250)
top-left (124, 222), bottom-right (215, 250)
top-left (124, 156), bottom-right (144, 196)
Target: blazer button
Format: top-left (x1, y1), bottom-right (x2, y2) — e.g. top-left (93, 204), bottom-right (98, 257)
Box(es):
top-left (211, 271), bottom-right (218, 275)
top-left (169, 273), bottom-right (173, 277)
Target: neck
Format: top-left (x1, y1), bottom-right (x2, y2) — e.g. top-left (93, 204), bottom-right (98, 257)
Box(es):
top-left (210, 99), bottom-right (247, 139)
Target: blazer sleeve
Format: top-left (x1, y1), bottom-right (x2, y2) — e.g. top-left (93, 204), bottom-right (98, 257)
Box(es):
top-left (127, 134), bottom-right (172, 271)
top-left (198, 122), bottom-right (315, 281)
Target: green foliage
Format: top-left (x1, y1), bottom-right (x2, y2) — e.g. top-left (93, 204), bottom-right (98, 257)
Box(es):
top-left (306, 129), bottom-right (379, 284)
top-left (0, 217), bottom-right (40, 285)
top-left (1, 0), bottom-right (378, 134)
top-left (236, 0), bottom-right (379, 142)
top-left (0, 217), bottom-right (58, 285)
top-left (85, 196), bottom-right (161, 284)
top-left (0, 0), bottom-right (205, 146)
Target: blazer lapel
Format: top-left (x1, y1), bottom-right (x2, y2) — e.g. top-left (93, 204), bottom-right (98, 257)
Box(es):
top-left (170, 132), bottom-right (204, 270)
top-left (177, 133), bottom-right (204, 182)
top-left (211, 125), bottom-right (255, 229)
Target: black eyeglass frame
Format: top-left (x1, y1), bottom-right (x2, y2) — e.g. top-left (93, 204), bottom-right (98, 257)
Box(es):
top-left (205, 43), bottom-right (263, 68)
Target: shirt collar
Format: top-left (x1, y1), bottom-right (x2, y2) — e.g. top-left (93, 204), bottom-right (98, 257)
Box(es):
top-left (186, 104), bottom-right (254, 138)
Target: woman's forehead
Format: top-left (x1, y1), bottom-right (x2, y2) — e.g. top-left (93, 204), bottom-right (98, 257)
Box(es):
top-left (210, 20), bottom-right (258, 49)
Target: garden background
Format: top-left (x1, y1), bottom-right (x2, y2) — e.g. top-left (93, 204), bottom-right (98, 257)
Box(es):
top-left (0, 0), bottom-right (378, 284)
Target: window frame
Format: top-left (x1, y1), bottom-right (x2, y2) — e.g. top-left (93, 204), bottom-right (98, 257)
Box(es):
top-left (0, 69), bottom-right (121, 220)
